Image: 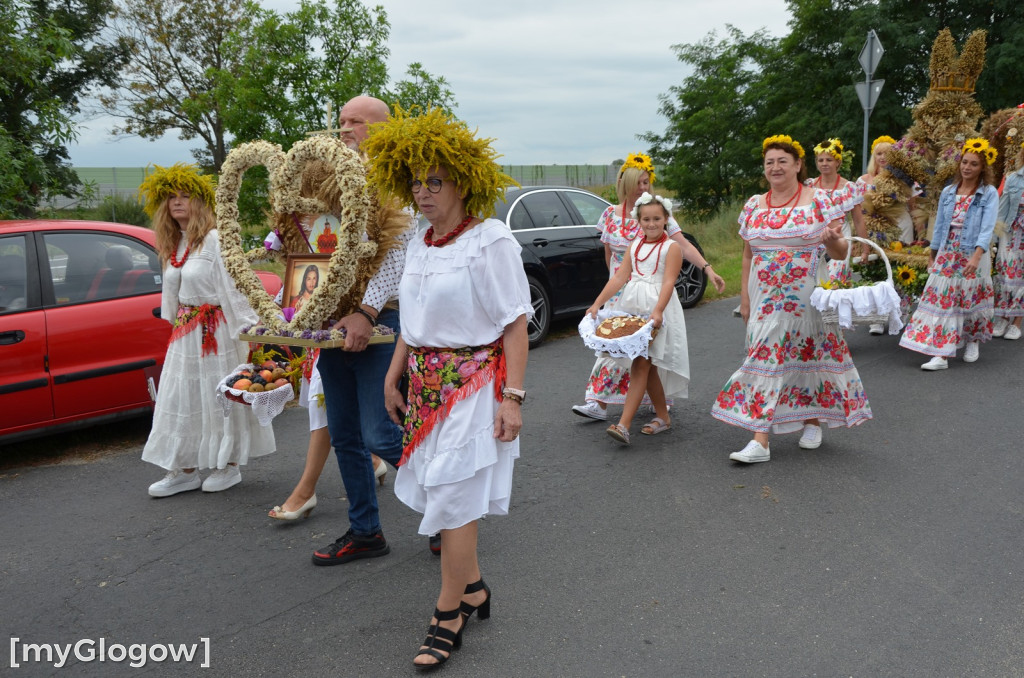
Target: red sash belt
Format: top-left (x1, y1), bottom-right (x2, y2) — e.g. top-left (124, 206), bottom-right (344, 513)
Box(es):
top-left (400, 339), bottom-right (505, 466)
top-left (170, 304), bottom-right (224, 356)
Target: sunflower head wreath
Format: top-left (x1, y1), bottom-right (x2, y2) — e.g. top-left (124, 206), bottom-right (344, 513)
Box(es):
top-left (137, 163), bottom-right (217, 217)
top-left (762, 134), bottom-right (805, 158)
top-left (620, 152), bottom-right (657, 184)
top-left (362, 105), bottom-right (517, 218)
top-left (871, 135), bottom-right (897, 153)
top-left (961, 137), bottom-right (998, 165)
top-left (813, 138), bottom-right (844, 160)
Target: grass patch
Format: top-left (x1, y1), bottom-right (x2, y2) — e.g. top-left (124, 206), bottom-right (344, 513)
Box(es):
top-left (676, 202), bottom-right (746, 303)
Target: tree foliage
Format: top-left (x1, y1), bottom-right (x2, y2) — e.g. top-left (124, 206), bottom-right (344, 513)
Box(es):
top-left (1, 0), bottom-right (127, 217)
top-left (648, 0), bottom-right (1024, 220)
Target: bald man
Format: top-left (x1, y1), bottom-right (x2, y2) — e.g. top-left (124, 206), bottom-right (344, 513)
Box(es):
top-left (312, 96), bottom-right (416, 565)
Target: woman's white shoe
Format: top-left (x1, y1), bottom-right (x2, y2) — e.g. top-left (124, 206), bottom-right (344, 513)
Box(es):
top-left (1004, 324), bottom-right (1021, 341)
top-left (729, 440), bottom-right (770, 463)
top-left (921, 356), bottom-right (948, 371)
top-left (962, 342), bottom-right (980, 363)
top-left (269, 495), bottom-right (317, 521)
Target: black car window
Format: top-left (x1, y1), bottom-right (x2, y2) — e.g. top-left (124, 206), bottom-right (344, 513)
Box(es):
top-left (505, 202), bottom-right (535, 231)
top-left (520, 191), bottom-right (575, 229)
top-left (43, 232), bottom-right (162, 305)
top-left (0, 235), bottom-right (29, 313)
top-left (563, 191), bottom-right (609, 225)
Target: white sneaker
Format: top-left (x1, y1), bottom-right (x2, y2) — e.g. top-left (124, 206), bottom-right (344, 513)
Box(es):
top-left (991, 317), bottom-right (1009, 337)
top-left (962, 342), bottom-right (979, 363)
top-left (148, 470), bottom-right (202, 497)
top-left (921, 356), bottom-right (948, 371)
top-left (202, 466), bottom-right (241, 492)
top-left (729, 440), bottom-right (770, 463)
top-left (798, 424), bottom-right (823, 449)
top-left (869, 323), bottom-right (885, 335)
top-left (571, 402), bottom-right (608, 421)
top-left (1004, 324), bottom-right (1021, 341)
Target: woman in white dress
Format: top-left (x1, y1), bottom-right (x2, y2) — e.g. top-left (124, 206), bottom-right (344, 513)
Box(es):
top-left (368, 108), bottom-right (531, 669)
top-left (140, 164), bottom-right (275, 496)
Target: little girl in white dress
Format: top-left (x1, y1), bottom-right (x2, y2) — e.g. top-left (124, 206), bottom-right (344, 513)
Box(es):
top-left (585, 193), bottom-right (689, 444)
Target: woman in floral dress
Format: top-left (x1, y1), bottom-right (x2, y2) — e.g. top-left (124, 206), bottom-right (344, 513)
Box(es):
top-left (900, 139), bottom-right (999, 369)
top-left (712, 135), bottom-right (872, 464)
top-left (991, 141), bottom-right (1024, 341)
top-left (572, 153), bottom-right (724, 421)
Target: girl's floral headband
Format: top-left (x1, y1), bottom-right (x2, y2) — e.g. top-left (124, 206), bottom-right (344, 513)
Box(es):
top-left (961, 137), bottom-right (998, 165)
top-left (762, 134), bottom-right (805, 158)
top-left (630, 192), bottom-right (673, 219)
top-left (620, 152), bottom-right (656, 184)
top-left (871, 135), bottom-right (897, 153)
top-left (813, 138), bottom-right (844, 160)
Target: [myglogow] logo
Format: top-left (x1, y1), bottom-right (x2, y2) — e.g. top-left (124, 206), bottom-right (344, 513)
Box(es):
top-left (10, 637), bottom-right (210, 669)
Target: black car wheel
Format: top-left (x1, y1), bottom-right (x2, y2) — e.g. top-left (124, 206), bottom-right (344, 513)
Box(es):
top-left (675, 233), bottom-right (708, 309)
top-left (526, 275), bottom-right (551, 348)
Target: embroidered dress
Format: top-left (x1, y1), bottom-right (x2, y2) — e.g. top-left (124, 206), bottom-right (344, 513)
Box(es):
top-left (900, 196), bottom-right (994, 355)
top-left (142, 231), bottom-right (275, 470)
top-left (583, 205), bottom-right (681, 405)
top-left (806, 178), bottom-right (863, 238)
top-left (612, 238), bottom-right (689, 397)
top-left (711, 191), bottom-right (872, 434)
top-left (993, 192), bottom-right (1024, 318)
top-left (394, 219), bottom-right (532, 536)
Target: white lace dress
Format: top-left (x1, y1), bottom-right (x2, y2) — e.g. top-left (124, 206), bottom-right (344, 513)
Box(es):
top-left (612, 238), bottom-right (689, 398)
top-left (142, 231), bottom-right (275, 470)
top-left (394, 219), bottom-right (533, 536)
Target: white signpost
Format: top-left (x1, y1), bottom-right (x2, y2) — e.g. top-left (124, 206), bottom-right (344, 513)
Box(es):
top-left (857, 30), bottom-right (885, 174)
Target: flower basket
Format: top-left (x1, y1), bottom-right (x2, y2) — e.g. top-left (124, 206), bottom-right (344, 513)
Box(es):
top-left (216, 363), bottom-right (295, 426)
top-left (810, 236), bottom-right (905, 333)
top-left (238, 324), bottom-right (396, 349)
top-left (578, 310), bottom-right (658, 359)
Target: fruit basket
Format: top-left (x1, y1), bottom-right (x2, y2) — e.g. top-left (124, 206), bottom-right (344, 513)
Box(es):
top-left (216, 362), bottom-right (295, 426)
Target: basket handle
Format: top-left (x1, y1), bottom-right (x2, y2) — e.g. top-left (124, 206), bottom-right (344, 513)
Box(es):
top-left (847, 236), bottom-right (894, 284)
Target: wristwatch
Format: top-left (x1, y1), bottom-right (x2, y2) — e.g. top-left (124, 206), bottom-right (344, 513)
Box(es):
top-left (502, 387), bottom-right (526, 404)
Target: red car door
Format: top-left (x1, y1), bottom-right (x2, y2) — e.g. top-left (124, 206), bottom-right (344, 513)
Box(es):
top-left (0, 233), bottom-right (53, 429)
top-left (40, 230), bottom-right (168, 420)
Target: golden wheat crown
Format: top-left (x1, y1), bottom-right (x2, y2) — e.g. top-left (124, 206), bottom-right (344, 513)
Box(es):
top-left (928, 28), bottom-right (986, 93)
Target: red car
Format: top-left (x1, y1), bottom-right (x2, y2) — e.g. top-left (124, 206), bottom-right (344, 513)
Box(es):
top-left (0, 220), bottom-right (281, 444)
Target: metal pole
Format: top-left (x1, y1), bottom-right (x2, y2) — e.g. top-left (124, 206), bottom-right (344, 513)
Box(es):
top-left (861, 31), bottom-right (873, 176)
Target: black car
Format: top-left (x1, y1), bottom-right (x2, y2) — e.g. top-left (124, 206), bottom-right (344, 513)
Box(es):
top-left (493, 187), bottom-right (707, 347)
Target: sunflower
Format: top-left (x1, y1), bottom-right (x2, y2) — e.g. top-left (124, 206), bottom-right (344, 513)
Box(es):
top-left (984, 148), bottom-right (998, 165)
top-left (871, 135), bottom-right (897, 153)
top-left (895, 264), bottom-right (917, 286)
top-left (621, 152), bottom-right (656, 183)
top-left (763, 134), bottom-right (805, 158)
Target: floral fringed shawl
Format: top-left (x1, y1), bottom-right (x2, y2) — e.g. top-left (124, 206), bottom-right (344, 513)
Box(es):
top-left (400, 339), bottom-right (505, 466)
top-left (170, 304), bottom-right (224, 356)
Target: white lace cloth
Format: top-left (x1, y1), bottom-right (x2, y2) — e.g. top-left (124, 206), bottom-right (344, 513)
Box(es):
top-left (810, 283), bottom-right (904, 333)
top-left (216, 363), bottom-right (295, 427)
top-left (578, 309), bottom-right (658, 359)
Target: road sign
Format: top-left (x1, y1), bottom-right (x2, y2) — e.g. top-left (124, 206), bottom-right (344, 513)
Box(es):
top-left (859, 30), bottom-right (884, 76)
top-left (855, 79), bottom-right (885, 113)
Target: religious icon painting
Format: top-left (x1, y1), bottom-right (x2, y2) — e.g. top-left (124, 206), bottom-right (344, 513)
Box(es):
top-left (307, 214), bottom-right (342, 253)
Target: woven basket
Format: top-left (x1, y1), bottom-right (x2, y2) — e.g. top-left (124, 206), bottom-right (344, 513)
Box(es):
top-left (817, 236), bottom-right (902, 327)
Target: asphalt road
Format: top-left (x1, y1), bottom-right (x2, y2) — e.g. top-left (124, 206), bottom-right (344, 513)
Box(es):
top-left (2, 297), bottom-right (1023, 677)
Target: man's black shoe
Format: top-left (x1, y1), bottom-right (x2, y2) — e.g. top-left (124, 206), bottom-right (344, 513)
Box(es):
top-left (312, 529), bottom-right (390, 566)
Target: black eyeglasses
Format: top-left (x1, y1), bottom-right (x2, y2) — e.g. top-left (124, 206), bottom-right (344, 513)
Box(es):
top-left (408, 177), bottom-right (444, 194)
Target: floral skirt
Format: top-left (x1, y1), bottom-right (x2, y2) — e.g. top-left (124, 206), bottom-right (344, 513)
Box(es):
top-left (993, 216), bottom-right (1024, 318)
top-left (899, 247), bottom-right (993, 356)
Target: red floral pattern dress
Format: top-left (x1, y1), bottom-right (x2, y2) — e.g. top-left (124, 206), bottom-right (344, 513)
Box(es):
top-left (583, 205), bottom-right (681, 405)
top-left (993, 192), bottom-right (1024, 318)
top-left (899, 196), bottom-right (994, 355)
top-left (711, 191), bottom-right (872, 434)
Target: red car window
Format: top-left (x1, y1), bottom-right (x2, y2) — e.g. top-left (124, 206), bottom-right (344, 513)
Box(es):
top-left (43, 232), bottom-right (162, 305)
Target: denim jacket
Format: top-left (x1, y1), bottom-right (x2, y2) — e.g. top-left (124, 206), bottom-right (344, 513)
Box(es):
top-left (997, 167), bottom-right (1024, 229)
top-left (931, 182), bottom-right (998, 254)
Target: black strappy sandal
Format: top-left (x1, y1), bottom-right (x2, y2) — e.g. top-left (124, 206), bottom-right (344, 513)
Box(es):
top-left (414, 607), bottom-right (464, 670)
top-left (460, 579), bottom-right (491, 621)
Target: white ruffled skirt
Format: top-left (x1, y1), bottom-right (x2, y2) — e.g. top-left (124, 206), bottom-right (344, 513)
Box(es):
top-left (142, 327), bottom-right (275, 470)
top-left (394, 385), bottom-right (518, 536)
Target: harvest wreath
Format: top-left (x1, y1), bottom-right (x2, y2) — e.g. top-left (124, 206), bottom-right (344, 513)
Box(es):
top-left (216, 135), bottom-right (392, 347)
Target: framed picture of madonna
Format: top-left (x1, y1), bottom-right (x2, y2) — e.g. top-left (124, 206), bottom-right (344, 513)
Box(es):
top-left (282, 254), bottom-right (331, 313)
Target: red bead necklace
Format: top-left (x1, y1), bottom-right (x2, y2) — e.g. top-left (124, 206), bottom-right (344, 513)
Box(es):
top-left (169, 243), bottom-right (191, 268)
top-left (424, 215), bottom-right (474, 247)
top-left (633, 233), bottom-right (668, 275)
top-left (814, 174), bottom-right (841, 191)
top-left (765, 186), bottom-right (803, 229)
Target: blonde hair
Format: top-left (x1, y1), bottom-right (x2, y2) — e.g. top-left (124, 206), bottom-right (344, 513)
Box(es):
top-left (866, 142), bottom-right (893, 177)
top-left (153, 195), bottom-right (216, 265)
top-left (616, 167), bottom-right (647, 204)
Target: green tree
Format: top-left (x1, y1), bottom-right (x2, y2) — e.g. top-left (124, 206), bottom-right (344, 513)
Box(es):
top-left (644, 27), bottom-right (778, 219)
top-left (1, 0), bottom-right (128, 217)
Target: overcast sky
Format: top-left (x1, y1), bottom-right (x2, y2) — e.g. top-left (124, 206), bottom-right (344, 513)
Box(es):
top-left (67, 0), bottom-right (792, 167)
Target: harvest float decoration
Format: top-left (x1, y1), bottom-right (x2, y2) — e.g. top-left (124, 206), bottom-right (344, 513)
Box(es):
top-left (215, 133), bottom-right (406, 347)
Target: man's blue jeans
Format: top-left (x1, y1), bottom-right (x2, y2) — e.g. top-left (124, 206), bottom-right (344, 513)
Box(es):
top-left (316, 308), bottom-right (403, 536)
